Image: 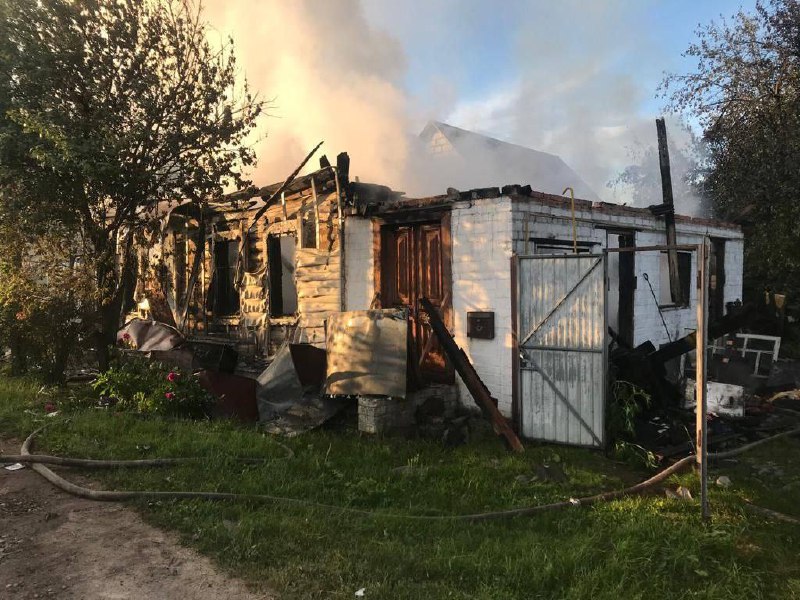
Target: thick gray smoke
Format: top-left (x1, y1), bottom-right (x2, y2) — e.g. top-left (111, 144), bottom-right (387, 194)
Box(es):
top-left (203, 0), bottom-right (412, 189)
top-left (204, 0), bottom-right (708, 215)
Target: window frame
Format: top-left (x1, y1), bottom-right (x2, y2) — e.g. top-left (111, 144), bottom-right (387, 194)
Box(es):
top-left (657, 251), bottom-right (692, 309)
top-left (267, 233), bottom-right (299, 317)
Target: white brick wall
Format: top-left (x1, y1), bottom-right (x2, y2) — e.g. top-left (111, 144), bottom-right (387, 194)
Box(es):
top-left (343, 217), bottom-right (374, 311)
top-left (338, 197), bottom-right (745, 421)
top-left (511, 200), bottom-right (745, 349)
top-left (451, 198), bottom-right (515, 416)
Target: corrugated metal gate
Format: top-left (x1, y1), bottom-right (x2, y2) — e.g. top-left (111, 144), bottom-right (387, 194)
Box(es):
top-left (516, 254), bottom-right (607, 447)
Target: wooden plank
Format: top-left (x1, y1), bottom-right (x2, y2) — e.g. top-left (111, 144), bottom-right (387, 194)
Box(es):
top-left (696, 240), bottom-right (710, 521)
top-left (421, 297), bottom-right (524, 453)
top-left (656, 117), bottom-right (682, 304)
top-left (312, 177), bottom-right (321, 249)
top-left (296, 272), bottom-right (340, 284)
top-left (296, 253), bottom-right (340, 268)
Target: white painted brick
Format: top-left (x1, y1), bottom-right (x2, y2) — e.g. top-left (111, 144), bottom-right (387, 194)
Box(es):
top-left (344, 217), bottom-right (373, 311)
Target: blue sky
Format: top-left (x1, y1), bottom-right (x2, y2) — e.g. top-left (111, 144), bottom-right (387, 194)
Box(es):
top-left (356, 0), bottom-right (753, 200)
top-left (364, 0), bottom-right (750, 126)
top-left (205, 0), bottom-right (754, 201)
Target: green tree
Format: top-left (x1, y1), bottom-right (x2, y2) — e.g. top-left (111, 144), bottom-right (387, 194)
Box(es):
top-left (0, 222), bottom-right (98, 382)
top-left (0, 0), bottom-right (263, 368)
top-left (662, 0), bottom-right (800, 299)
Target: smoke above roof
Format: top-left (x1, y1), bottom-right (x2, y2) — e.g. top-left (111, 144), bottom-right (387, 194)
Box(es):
top-left (203, 0), bottom-right (707, 215)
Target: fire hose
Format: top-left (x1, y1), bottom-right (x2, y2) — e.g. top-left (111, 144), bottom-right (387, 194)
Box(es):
top-left (3, 423), bottom-right (800, 522)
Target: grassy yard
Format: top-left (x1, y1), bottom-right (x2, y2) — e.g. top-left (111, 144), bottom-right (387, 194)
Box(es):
top-left (2, 375), bottom-right (800, 599)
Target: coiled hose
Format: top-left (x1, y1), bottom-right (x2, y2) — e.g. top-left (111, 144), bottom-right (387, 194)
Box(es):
top-left (5, 424), bottom-right (799, 522)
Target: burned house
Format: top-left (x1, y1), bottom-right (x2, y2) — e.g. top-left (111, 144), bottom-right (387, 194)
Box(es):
top-left (131, 152), bottom-right (744, 447)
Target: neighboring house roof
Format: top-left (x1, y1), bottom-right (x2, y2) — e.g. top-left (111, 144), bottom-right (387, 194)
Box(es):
top-left (418, 121), bottom-right (600, 201)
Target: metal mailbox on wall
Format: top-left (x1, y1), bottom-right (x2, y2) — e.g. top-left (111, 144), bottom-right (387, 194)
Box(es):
top-left (467, 311), bottom-right (495, 339)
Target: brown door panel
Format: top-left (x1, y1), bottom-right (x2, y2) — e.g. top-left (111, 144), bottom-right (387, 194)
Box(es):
top-left (380, 220), bottom-right (453, 384)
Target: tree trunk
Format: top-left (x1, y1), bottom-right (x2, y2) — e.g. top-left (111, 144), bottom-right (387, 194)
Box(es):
top-left (96, 301), bottom-right (121, 372)
top-left (93, 232), bottom-right (121, 372)
top-left (47, 339), bottom-right (70, 385)
top-left (9, 331), bottom-right (27, 376)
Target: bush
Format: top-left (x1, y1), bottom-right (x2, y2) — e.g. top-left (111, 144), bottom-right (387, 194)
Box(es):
top-left (0, 225), bottom-right (98, 382)
top-left (607, 380), bottom-right (657, 468)
top-left (93, 355), bottom-right (214, 419)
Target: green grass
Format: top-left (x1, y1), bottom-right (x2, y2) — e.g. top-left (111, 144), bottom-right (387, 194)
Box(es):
top-left (2, 374), bottom-right (800, 599)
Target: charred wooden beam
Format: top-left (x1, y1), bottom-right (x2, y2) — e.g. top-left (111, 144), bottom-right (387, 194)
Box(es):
top-left (420, 297), bottom-right (524, 453)
top-left (247, 140), bottom-right (324, 231)
top-left (656, 117), bottom-right (682, 304)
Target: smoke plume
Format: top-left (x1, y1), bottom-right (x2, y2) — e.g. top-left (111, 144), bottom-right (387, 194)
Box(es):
top-left (203, 0), bottom-right (412, 188)
top-left (204, 0), bottom-right (708, 215)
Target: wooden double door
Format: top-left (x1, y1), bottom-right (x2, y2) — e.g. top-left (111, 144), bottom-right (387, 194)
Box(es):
top-left (380, 218), bottom-right (453, 384)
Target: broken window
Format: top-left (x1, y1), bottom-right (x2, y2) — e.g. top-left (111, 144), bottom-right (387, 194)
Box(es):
top-left (300, 212), bottom-right (317, 249)
top-left (267, 234), bottom-right (298, 316)
top-left (212, 239), bottom-right (239, 316)
top-left (658, 251), bottom-right (691, 307)
top-left (533, 239), bottom-right (595, 255)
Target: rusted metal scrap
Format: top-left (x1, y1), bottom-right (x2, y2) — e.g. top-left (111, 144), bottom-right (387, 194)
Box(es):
top-left (420, 297), bottom-right (524, 453)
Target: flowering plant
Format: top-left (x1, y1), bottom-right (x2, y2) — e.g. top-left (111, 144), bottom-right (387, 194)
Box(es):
top-left (93, 356), bottom-right (214, 419)
top-left (119, 332), bottom-right (137, 350)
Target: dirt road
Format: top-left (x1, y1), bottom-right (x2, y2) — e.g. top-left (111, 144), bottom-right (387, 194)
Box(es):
top-left (0, 440), bottom-right (272, 600)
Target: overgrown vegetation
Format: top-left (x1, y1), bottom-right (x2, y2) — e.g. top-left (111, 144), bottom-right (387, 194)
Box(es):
top-left (0, 224), bottom-right (97, 382)
top-left (0, 0), bottom-right (264, 370)
top-left (92, 355), bottom-right (214, 419)
top-left (608, 380), bottom-right (657, 468)
top-left (1, 374), bottom-right (799, 599)
top-left (663, 0), bottom-right (800, 301)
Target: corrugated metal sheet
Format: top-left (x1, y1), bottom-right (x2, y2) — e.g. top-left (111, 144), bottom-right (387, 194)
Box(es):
top-left (517, 255), bottom-right (606, 447)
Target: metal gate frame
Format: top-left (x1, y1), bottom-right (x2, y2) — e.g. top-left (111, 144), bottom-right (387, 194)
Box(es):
top-left (514, 253), bottom-right (608, 448)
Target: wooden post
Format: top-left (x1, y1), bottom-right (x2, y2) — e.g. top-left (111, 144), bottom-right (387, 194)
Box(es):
top-left (280, 191), bottom-right (288, 222)
top-left (656, 118), bottom-right (682, 304)
top-left (311, 177), bottom-right (321, 249)
top-left (695, 239), bottom-right (710, 520)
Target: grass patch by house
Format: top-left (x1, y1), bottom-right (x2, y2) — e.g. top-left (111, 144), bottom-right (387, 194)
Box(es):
top-left (2, 374), bottom-right (800, 599)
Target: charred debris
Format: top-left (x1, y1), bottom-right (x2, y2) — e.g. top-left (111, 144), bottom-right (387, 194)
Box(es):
top-left (113, 136), bottom-right (795, 461)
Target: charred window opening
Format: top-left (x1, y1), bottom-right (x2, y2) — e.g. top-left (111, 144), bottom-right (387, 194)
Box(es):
top-left (658, 251), bottom-right (691, 307)
top-left (267, 234), bottom-right (298, 317)
top-left (300, 212), bottom-right (317, 249)
top-left (709, 239), bottom-right (726, 322)
top-left (532, 239), bottom-right (595, 255)
top-left (212, 239), bottom-right (239, 316)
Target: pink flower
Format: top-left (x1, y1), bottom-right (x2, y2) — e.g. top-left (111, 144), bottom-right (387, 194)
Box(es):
top-left (165, 392), bottom-right (175, 400)
top-left (166, 372), bottom-right (178, 382)
top-left (44, 402), bottom-right (56, 413)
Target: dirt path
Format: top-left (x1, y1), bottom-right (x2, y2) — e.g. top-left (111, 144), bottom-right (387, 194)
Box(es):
top-left (0, 439), bottom-right (273, 600)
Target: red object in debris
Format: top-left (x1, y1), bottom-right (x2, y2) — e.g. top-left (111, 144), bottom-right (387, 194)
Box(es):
top-left (44, 402), bottom-right (56, 413)
top-left (197, 370), bottom-right (259, 422)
